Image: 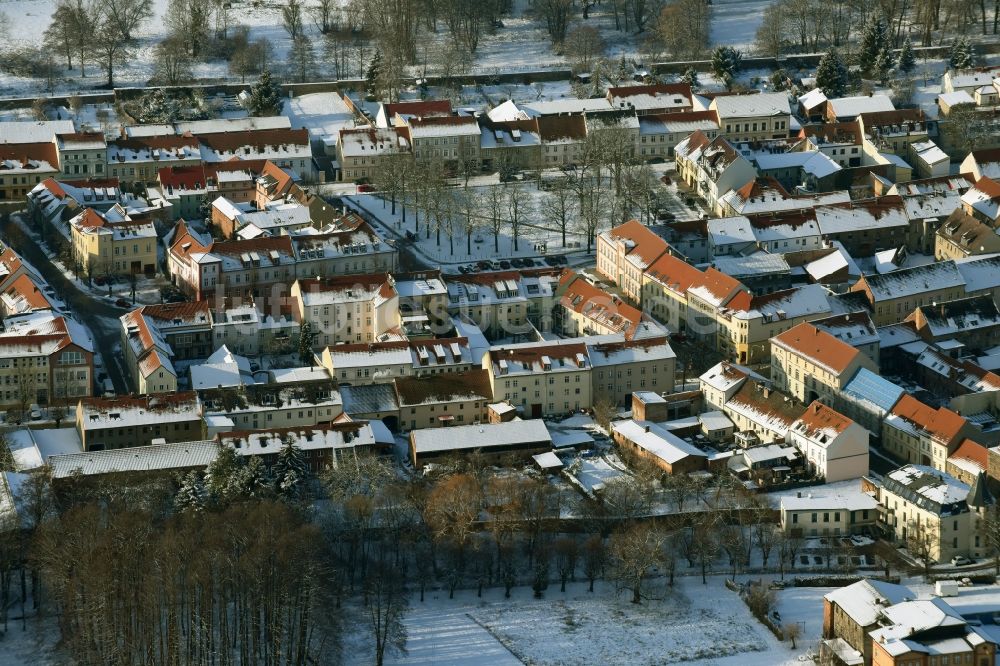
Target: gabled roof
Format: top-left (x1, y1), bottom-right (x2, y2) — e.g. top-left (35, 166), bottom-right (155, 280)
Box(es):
top-left (772, 322), bottom-right (862, 375)
top-left (888, 395), bottom-right (967, 446)
top-left (711, 92), bottom-right (791, 118)
top-left (791, 401), bottom-right (857, 443)
top-left (603, 219), bottom-right (670, 271)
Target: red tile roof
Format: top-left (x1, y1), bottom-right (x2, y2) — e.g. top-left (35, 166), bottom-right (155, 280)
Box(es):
top-left (890, 394), bottom-right (967, 446)
top-left (772, 322), bottom-right (861, 375)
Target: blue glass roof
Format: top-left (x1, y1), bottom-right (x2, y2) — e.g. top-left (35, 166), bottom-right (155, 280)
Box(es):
top-left (842, 368), bottom-right (904, 412)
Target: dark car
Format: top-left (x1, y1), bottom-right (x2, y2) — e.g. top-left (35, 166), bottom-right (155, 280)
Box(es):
top-left (499, 260), bottom-right (511, 269)
top-left (477, 260), bottom-right (492, 270)
top-left (115, 298), bottom-right (132, 308)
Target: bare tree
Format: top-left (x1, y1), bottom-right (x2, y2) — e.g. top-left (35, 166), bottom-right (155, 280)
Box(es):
top-left (906, 519), bottom-right (937, 578)
top-left (288, 36), bottom-right (317, 83)
top-left (656, 0), bottom-right (710, 60)
top-left (563, 25), bottom-right (606, 70)
top-left (153, 36), bottom-right (192, 85)
top-left (783, 621), bottom-right (802, 649)
top-left (95, 0), bottom-right (152, 41)
top-left (283, 0), bottom-right (305, 39)
top-left (553, 536), bottom-right (579, 592)
top-left (609, 522), bottom-right (666, 603)
top-left (755, 3), bottom-right (787, 58)
top-left (540, 177), bottom-right (577, 247)
top-left (366, 558), bottom-right (408, 666)
top-left (534, 0), bottom-right (574, 42)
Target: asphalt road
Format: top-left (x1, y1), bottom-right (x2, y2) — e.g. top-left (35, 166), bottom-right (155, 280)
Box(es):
top-left (1, 216), bottom-right (131, 396)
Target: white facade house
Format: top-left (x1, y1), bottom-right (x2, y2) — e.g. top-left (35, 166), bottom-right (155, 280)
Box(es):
top-left (787, 402), bottom-right (869, 482)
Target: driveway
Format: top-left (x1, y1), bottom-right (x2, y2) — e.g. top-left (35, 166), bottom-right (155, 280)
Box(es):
top-left (1, 216), bottom-right (131, 396)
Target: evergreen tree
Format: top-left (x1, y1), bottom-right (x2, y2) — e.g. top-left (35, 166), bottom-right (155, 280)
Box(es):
top-left (174, 471), bottom-right (206, 513)
top-left (205, 445), bottom-right (241, 505)
top-left (248, 69), bottom-right (283, 117)
top-left (950, 38), bottom-right (975, 70)
top-left (274, 438), bottom-right (309, 500)
top-left (681, 67), bottom-right (699, 89)
top-left (816, 49), bottom-right (849, 98)
top-left (236, 455), bottom-right (273, 498)
top-left (898, 37), bottom-right (916, 74)
top-left (769, 69), bottom-right (789, 92)
top-left (298, 320), bottom-right (316, 366)
top-left (874, 45), bottom-right (895, 83)
top-left (366, 49), bottom-right (383, 96)
top-left (711, 46), bottom-right (742, 89)
top-left (859, 17), bottom-right (890, 78)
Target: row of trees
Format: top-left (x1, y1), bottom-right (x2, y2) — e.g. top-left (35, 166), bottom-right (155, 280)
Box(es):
top-left (370, 126), bottom-right (661, 257)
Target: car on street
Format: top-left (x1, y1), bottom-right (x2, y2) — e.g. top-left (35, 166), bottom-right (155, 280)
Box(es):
top-left (115, 298), bottom-right (132, 308)
top-left (951, 555), bottom-right (974, 566)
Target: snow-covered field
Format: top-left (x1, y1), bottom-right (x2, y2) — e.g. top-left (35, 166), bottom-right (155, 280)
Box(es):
top-left (345, 577), bottom-right (819, 666)
top-left (0, 0), bottom-right (780, 97)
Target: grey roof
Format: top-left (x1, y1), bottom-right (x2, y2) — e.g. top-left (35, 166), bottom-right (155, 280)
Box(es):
top-left (48, 441), bottom-right (219, 479)
top-left (340, 383), bottom-right (400, 415)
top-left (842, 368), bottom-right (905, 412)
top-left (410, 420), bottom-right (551, 454)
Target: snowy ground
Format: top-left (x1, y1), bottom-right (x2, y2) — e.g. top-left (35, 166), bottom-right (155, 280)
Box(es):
top-left (344, 576), bottom-right (814, 666)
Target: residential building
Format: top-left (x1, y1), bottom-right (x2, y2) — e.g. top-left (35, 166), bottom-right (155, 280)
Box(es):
top-left (813, 197), bottom-right (914, 258)
top-left (710, 92), bottom-right (792, 142)
top-left (826, 95), bottom-right (895, 122)
top-left (605, 83), bottom-right (692, 115)
top-left (947, 438), bottom-right (990, 486)
top-left (320, 337), bottom-right (476, 385)
top-left (588, 335), bottom-right (676, 405)
top-left (878, 464), bottom-right (992, 563)
top-left (961, 176), bottom-right (1000, 225)
top-left (722, 380), bottom-right (806, 444)
top-left (336, 127), bottom-right (409, 183)
top-left (409, 419), bottom-right (552, 469)
top-left (641, 251), bottom-right (705, 334)
top-left (196, 129), bottom-right (316, 182)
top-left (787, 401), bottom-right (869, 482)
top-left (851, 262), bottom-right (968, 326)
top-left (822, 579), bottom-right (915, 666)
top-left (106, 134), bottom-right (202, 184)
top-left (611, 419), bottom-right (709, 475)
top-left (868, 598), bottom-right (994, 666)
top-left (780, 487), bottom-right (879, 536)
top-left (811, 311), bottom-right (881, 366)
top-left (402, 116), bottom-right (481, 174)
top-left (637, 111), bottom-right (720, 160)
top-left (76, 393), bottom-right (205, 451)
top-left (556, 271), bottom-right (664, 341)
top-left (906, 295), bottom-right (1000, 349)
top-left (484, 340), bottom-right (592, 418)
top-left (770, 322), bottom-right (878, 405)
top-left (596, 219), bottom-right (670, 304)
top-left (935, 209), bottom-right (1000, 260)
top-left (69, 206), bottom-right (157, 277)
top-left (674, 132), bottom-right (756, 214)
top-left (218, 422), bottom-right (377, 472)
top-left (446, 270), bottom-right (561, 339)
top-left (717, 284), bottom-right (834, 365)
top-left (394, 369), bottom-right (492, 431)
top-left (0, 311), bottom-right (94, 410)
top-left (882, 395), bottom-right (974, 469)
top-left (0, 142), bottom-right (60, 201)
top-left (290, 275), bottom-right (399, 347)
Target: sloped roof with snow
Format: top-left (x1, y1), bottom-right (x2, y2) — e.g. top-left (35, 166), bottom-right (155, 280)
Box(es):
top-left (611, 419), bottom-right (708, 464)
top-left (711, 92), bottom-right (791, 118)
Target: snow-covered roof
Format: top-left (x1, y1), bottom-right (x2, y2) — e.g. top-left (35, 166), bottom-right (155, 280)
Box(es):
top-left (709, 252), bottom-right (790, 277)
top-left (410, 419), bottom-right (552, 454)
top-left (798, 88), bottom-right (827, 110)
top-left (730, 284), bottom-right (832, 322)
top-left (824, 579), bottom-right (914, 627)
top-left (611, 419), bottom-right (708, 465)
top-left (707, 216), bottom-right (755, 247)
top-left (780, 489), bottom-right (878, 513)
top-left (883, 464), bottom-right (970, 511)
top-left (912, 140), bottom-right (949, 166)
top-left (711, 92), bottom-right (791, 118)
top-left (939, 90), bottom-right (975, 107)
top-left (520, 98), bottom-right (613, 117)
top-left (49, 440), bottom-right (219, 478)
top-left (828, 94), bottom-right (895, 118)
top-left (753, 150), bottom-right (840, 179)
top-left (221, 423), bottom-right (375, 456)
top-left (806, 245), bottom-right (860, 282)
top-left (815, 199), bottom-right (909, 235)
top-left (0, 120), bottom-right (74, 143)
top-left (955, 254), bottom-right (1000, 293)
top-left (862, 262), bottom-right (965, 301)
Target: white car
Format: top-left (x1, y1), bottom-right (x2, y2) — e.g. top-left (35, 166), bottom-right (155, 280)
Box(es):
top-left (950, 555), bottom-right (974, 566)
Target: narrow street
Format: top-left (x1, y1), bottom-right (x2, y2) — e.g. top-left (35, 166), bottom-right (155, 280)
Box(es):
top-left (0, 216), bottom-right (131, 396)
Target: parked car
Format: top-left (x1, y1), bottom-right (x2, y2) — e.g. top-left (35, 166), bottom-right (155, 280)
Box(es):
top-left (29, 404), bottom-right (42, 420)
top-left (115, 298), bottom-right (132, 308)
top-left (356, 183), bottom-right (374, 193)
top-left (951, 555), bottom-right (974, 566)
top-left (499, 260), bottom-right (511, 269)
